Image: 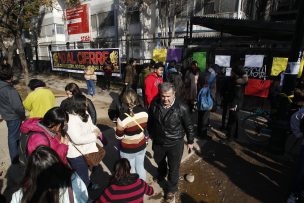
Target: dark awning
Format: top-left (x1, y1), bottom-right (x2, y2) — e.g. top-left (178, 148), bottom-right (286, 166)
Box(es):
top-left (190, 16), bottom-right (295, 41)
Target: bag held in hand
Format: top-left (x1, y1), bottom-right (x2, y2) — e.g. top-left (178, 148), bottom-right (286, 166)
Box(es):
top-left (83, 144), bottom-right (105, 167)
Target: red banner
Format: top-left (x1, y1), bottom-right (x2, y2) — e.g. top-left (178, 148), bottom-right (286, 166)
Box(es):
top-left (66, 4), bottom-right (89, 35)
top-left (245, 79), bottom-right (272, 98)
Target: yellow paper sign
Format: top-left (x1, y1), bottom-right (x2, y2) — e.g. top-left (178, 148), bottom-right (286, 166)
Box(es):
top-left (153, 49), bottom-right (167, 62)
top-left (298, 58), bottom-right (304, 78)
top-left (271, 57), bottom-right (288, 76)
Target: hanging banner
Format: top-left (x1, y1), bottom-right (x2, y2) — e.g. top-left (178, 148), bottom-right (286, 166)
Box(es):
top-left (244, 55), bottom-right (264, 68)
top-left (215, 55), bottom-right (231, 67)
top-left (66, 4), bottom-right (90, 42)
top-left (245, 79), bottom-right (272, 98)
top-left (166, 48), bottom-right (182, 63)
top-left (50, 49), bottom-right (120, 76)
top-left (271, 57), bottom-right (288, 76)
top-left (193, 52), bottom-right (206, 72)
top-left (153, 49), bottom-right (167, 62)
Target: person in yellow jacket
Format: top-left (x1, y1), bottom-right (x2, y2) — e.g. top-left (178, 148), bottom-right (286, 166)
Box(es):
top-left (23, 79), bottom-right (55, 118)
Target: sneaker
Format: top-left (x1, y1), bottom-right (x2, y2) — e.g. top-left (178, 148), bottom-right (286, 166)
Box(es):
top-left (287, 194), bottom-right (298, 203)
top-left (165, 192), bottom-right (176, 203)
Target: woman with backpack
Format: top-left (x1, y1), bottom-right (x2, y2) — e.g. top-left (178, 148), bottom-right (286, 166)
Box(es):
top-left (197, 67), bottom-right (216, 139)
top-left (61, 82), bottom-right (97, 125)
top-left (11, 147), bottom-right (88, 203)
top-left (20, 107), bottom-right (69, 165)
top-left (115, 89), bottom-right (148, 181)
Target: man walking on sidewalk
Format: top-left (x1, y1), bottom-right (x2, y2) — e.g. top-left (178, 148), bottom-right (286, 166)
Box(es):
top-left (0, 66), bottom-right (25, 163)
top-left (148, 82), bottom-right (195, 202)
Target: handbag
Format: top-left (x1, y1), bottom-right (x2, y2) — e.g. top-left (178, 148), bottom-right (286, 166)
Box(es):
top-left (73, 143), bottom-right (106, 168)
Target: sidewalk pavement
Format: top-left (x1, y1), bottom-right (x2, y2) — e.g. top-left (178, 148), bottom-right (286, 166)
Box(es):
top-left (0, 74), bottom-right (201, 202)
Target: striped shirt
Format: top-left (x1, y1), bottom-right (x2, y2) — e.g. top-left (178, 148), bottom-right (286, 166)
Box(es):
top-left (116, 106), bottom-right (148, 153)
top-left (97, 175), bottom-right (154, 203)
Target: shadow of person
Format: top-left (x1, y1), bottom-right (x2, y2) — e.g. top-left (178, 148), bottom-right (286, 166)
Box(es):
top-left (89, 164), bottom-right (111, 201)
top-left (2, 163), bottom-right (25, 202)
top-left (196, 139), bottom-right (291, 203)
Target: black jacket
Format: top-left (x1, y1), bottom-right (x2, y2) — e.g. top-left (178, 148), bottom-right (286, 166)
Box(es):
top-left (0, 80), bottom-right (25, 121)
top-left (148, 98), bottom-right (195, 147)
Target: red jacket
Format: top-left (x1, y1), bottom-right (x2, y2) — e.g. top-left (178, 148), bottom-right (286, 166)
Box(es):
top-left (144, 73), bottom-right (163, 106)
top-left (20, 118), bottom-right (68, 164)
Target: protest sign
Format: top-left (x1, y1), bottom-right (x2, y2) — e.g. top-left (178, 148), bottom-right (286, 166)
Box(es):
top-left (193, 52), bottom-right (206, 72)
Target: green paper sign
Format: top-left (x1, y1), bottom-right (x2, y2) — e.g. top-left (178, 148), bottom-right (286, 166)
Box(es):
top-left (192, 52), bottom-right (206, 72)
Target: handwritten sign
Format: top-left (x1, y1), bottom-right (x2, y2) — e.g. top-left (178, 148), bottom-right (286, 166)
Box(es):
top-left (215, 55), bottom-right (231, 67)
top-left (166, 48), bottom-right (182, 63)
top-left (244, 55), bottom-right (264, 68)
top-left (153, 49), bottom-right (167, 62)
top-left (271, 57), bottom-right (288, 76)
top-left (298, 58), bottom-right (304, 78)
top-left (244, 66), bottom-right (267, 80)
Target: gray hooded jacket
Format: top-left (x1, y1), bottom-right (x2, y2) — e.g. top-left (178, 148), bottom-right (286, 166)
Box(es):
top-left (0, 80), bottom-right (25, 121)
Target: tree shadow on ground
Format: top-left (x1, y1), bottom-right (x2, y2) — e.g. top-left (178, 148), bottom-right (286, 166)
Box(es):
top-left (180, 192), bottom-right (208, 203)
top-left (196, 139), bottom-right (292, 203)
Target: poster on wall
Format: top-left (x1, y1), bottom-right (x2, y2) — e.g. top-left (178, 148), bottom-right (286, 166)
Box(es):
top-left (166, 48), bottom-right (182, 63)
top-left (271, 57), bottom-right (288, 76)
top-left (51, 49), bottom-right (120, 76)
top-left (153, 49), bottom-right (167, 62)
top-left (244, 65), bottom-right (267, 80)
top-left (245, 79), bottom-right (272, 98)
top-left (192, 52), bottom-right (206, 72)
top-left (215, 55), bottom-right (231, 67)
top-left (244, 55), bottom-right (264, 68)
top-left (66, 4), bottom-right (90, 42)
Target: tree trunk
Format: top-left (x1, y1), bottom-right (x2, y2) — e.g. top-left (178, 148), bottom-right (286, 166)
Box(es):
top-left (15, 33), bottom-right (29, 85)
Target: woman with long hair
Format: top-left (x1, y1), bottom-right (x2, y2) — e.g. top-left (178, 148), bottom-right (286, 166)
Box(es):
top-left (65, 94), bottom-right (101, 187)
top-left (116, 89), bottom-right (148, 181)
top-left (97, 158), bottom-right (153, 202)
top-left (11, 147), bottom-right (88, 203)
top-left (61, 82), bottom-right (97, 124)
top-left (20, 107), bottom-right (69, 164)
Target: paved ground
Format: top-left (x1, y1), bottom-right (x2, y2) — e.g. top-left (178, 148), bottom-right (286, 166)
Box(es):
top-left (0, 73), bottom-right (199, 203)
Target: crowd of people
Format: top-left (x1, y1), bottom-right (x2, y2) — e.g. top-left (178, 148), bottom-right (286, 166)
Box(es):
top-left (1, 57), bottom-right (304, 203)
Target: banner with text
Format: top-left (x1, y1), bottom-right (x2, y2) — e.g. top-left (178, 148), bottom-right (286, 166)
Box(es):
top-left (153, 49), bottom-right (167, 62)
top-left (51, 49), bottom-right (120, 76)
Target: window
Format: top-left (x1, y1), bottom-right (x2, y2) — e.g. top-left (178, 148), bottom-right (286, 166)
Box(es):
top-left (98, 11), bottom-right (114, 27)
top-left (204, 0), bottom-right (215, 15)
top-left (56, 24), bottom-right (64, 34)
top-left (130, 10), bottom-right (140, 24)
top-left (91, 14), bottom-right (97, 31)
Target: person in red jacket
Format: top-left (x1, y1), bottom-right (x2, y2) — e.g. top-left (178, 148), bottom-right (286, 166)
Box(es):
top-left (20, 107), bottom-right (69, 164)
top-left (144, 62), bottom-right (164, 106)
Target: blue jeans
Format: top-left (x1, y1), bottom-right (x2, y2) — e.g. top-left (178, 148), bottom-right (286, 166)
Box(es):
top-left (68, 156), bottom-right (90, 187)
top-left (6, 119), bottom-right (22, 162)
top-left (86, 80), bottom-right (95, 96)
top-left (120, 149), bottom-right (146, 181)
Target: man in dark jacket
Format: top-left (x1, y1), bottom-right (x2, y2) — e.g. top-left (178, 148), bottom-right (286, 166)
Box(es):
top-left (0, 66), bottom-right (25, 163)
top-left (148, 82), bottom-right (195, 202)
top-left (226, 65), bottom-right (248, 140)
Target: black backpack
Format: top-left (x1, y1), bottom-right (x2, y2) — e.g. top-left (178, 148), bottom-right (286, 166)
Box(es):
top-left (19, 131), bottom-right (50, 165)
